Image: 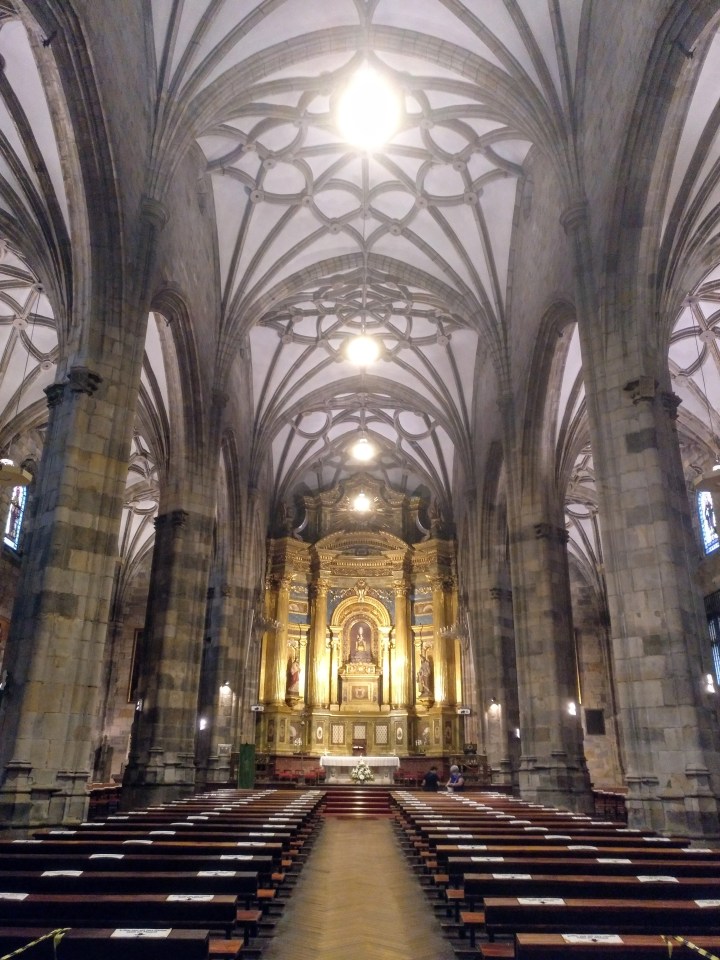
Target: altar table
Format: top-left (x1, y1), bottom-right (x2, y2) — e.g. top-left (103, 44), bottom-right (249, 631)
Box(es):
top-left (319, 755), bottom-right (400, 784)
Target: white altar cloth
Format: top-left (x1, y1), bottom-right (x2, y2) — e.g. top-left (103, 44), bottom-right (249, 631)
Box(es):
top-left (320, 755), bottom-right (400, 784)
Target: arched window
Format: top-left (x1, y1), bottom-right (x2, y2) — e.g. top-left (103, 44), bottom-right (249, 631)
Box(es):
top-left (697, 490), bottom-right (719, 555)
top-left (4, 484), bottom-right (27, 551)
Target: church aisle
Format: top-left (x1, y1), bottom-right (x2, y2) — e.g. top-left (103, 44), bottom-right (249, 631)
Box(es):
top-left (261, 818), bottom-right (456, 960)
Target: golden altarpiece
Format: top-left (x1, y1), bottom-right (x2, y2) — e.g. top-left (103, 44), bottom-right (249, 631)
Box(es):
top-left (256, 477), bottom-right (464, 762)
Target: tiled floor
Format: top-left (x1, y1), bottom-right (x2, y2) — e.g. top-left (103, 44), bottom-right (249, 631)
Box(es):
top-left (262, 818), bottom-right (456, 960)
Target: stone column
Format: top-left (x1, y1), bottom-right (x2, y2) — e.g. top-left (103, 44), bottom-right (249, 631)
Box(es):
top-left (122, 501), bottom-right (215, 805)
top-left (564, 201), bottom-right (720, 836)
top-left (201, 579), bottom-right (236, 785)
top-left (392, 579), bottom-right (410, 707)
top-left (485, 587), bottom-right (520, 786)
top-left (0, 360), bottom-right (144, 826)
top-left (508, 518), bottom-right (592, 811)
top-left (238, 610), bottom-right (266, 745)
top-left (309, 579), bottom-right (330, 707)
top-left (590, 374), bottom-right (720, 834)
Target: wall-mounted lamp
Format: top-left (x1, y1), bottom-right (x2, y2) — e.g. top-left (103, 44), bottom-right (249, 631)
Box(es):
top-left (514, 727), bottom-right (521, 739)
top-left (705, 673), bottom-right (717, 694)
top-left (567, 701), bottom-right (577, 716)
top-left (198, 717), bottom-right (208, 731)
top-left (488, 698), bottom-right (500, 717)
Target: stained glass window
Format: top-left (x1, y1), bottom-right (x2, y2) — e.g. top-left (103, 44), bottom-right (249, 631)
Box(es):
top-left (3, 484), bottom-right (27, 551)
top-left (708, 617), bottom-right (720, 686)
top-left (698, 490), bottom-right (719, 555)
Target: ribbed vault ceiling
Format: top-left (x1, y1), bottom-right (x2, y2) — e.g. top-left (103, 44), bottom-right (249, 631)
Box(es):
top-left (149, 0), bottom-right (582, 510)
top-left (2, 1), bottom-right (720, 547)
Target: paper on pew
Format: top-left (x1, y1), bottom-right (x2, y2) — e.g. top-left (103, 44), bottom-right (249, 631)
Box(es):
top-left (568, 845), bottom-right (598, 851)
top-left (42, 870), bottom-right (83, 876)
top-left (696, 900), bottom-right (720, 907)
top-left (562, 934), bottom-right (623, 943)
top-left (597, 857), bottom-right (632, 863)
top-left (221, 854), bottom-right (252, 860)
top-left (166, 894), bottom-right (214, 901)
top-left (0, 893), bottom-right (28, 900)
top-left (198, 870), bottom-right (236, 877)
top-left (90, 853), bottom-right (124, 859)
top-left (637, 875), bottom-right (678, 882)
top-left (458, 844), bottom-right (487, 849)
top-left (517, 897), bottom-right (565, 905)
top-left (493, 873), bottom-right (532, 880)
top-left (111, 929), bottom-right (172, 938)
top-left (49, 829), bottom-right (76, 834)
top-left (150, 830), bottom-right (176, 835)
top-left (471, 856), bottom-right (505, 862)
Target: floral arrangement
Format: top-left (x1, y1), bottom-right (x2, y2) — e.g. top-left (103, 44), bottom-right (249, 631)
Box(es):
top-left (350, 759), bottom-right (374, 783)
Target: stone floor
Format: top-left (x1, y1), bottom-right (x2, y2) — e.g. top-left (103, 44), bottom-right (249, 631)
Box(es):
top-left (261, 818), bottom-right (457, 960)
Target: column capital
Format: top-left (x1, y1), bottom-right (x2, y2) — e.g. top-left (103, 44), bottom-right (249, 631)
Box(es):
top-left (489, 587), bottom-right (512, 602)
top-left (44, 382), bottom-right (66, 408)
top-left (560, 198), bottom-right (589, 235)
top-left (534, 522), bottom-right (569, 544)
top-left (154, 509), bottom-right (189, 531)
top-left (140, 195), bottom-right (169, 231)
top-left (68, 365), bottom-right (103, 397)
top-left (661, 391), bottom-right (682, 420)
top-left (623, 376), bottom-right (658, 404)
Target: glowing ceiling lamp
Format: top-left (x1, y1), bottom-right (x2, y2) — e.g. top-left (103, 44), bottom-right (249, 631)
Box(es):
top-left (351, 436), bottom-right (375, 462)
top-left (346, 334), bottom-right (379, 366)
top-left (337, 64), bottom-right (401, 152)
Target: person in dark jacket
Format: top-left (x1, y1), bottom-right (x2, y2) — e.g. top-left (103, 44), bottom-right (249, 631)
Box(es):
top-left (421, 765), bottom-right (440, 791)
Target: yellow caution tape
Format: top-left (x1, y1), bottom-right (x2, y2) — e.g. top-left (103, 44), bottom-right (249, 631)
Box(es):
top-left (0, 928), bottom-right (70, 960)
top-left (663, 935), bottom-right (720, 960)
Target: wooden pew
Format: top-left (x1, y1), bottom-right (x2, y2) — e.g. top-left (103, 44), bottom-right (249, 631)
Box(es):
top-left (0, 838), bottom-right (285, 868)
top-left (483, 897), bottom-right (720, 940)
top-left (463, 870), bottom-right (720, 905)
top-left (0, 927), bottom-right (210, 960)
top-left (514, 932), bottom-right (720, 959)
top-left (0, 869), bottom-right (259, 906)
top-left (0, 851), bottom-right (275, 885)
top-left (443, 853), bottom-right (720, 886)
top-left (0, 893), bottom-right (238, 937)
